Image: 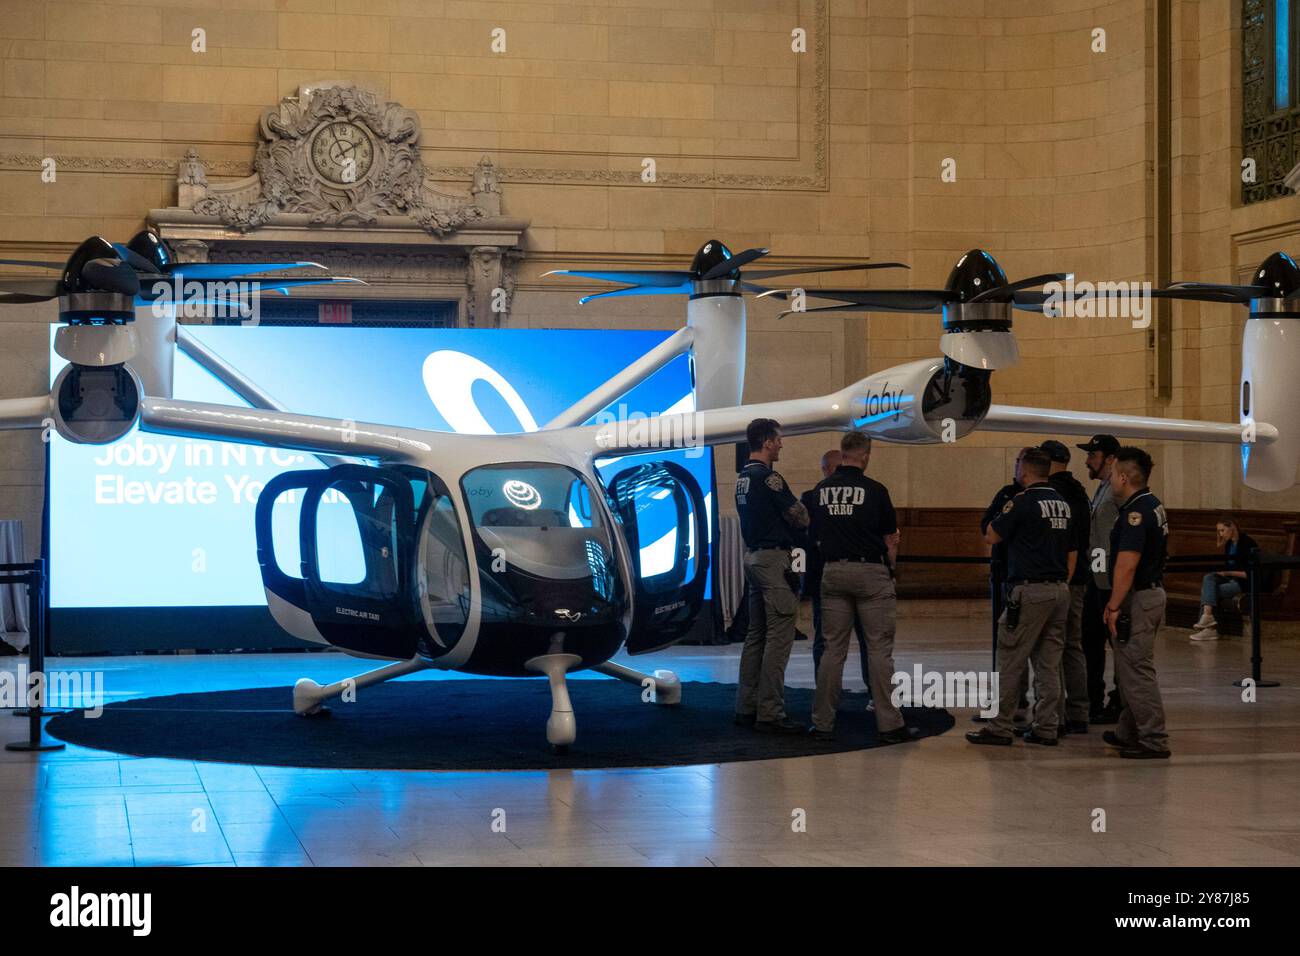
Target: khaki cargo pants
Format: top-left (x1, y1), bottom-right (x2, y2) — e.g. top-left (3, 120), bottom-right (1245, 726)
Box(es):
top-left (814, 561), bottom-right (903, 734)
top-left (1112, 587), bottom-right (1170, 753)
top-left (736, 548), bottom-right (799, 723)
top-left (988, 582), bottom-right (1069, 739)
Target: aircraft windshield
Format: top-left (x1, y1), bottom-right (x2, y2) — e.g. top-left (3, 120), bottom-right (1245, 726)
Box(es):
top-left (460, 463), bottom-right (622, 623)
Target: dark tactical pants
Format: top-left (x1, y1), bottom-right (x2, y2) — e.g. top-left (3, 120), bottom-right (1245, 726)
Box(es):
top-left (1083, 581), bottom-right (1115, 712)
top-left (1112, 587), bottom-right (1170, 753)
top-left (737, 548), bottom-right (799, 723)
top-left (988, 582), bottom-right (1069, 739)
top-left (1056, 583), bottom-right (1091, 725)
top-left (814, 562), bottom-right (903, 733)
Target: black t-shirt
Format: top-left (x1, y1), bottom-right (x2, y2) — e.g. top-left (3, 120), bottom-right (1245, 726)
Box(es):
top-left (989, 481), bottom-right (1073, 582)
top-left (735, 459), bottom-right (800, 549)
top-left (811, 465), bottom-right (897, 563)
top-left (1048, 470), bottom-right (1092, 585)
top-left (1110, 488), bottom-right (1168, 589)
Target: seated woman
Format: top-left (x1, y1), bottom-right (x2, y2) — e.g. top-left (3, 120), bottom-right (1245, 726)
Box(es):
top-left (1191, 516), bottom-right (1258, 642)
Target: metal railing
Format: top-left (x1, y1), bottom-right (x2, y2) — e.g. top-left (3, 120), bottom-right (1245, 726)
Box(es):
top-left (0, 558), bottom-right (64, 752)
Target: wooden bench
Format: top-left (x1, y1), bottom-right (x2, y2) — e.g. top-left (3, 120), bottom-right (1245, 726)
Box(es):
top-left (894, 507), bottom-right (991, 599)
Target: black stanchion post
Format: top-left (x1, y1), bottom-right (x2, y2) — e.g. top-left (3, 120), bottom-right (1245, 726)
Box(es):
top-left (989, 556), bottom-right (1003, 670)
top-left (1235, 548), bottom-right (1280, 689)
top-left (6, 559), bottom-right (64, 752)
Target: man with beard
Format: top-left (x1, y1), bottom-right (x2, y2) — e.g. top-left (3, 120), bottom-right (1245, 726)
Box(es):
top-left (1078, 434), bottom-right (1123, 723)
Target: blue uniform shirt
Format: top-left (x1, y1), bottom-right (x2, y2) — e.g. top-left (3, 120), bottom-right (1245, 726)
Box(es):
top-left (989, 481), bottom-right (1073, 582)
top-left (1109, 488), bottom-right (1168, 589)
top-left (735, 460), bottom-right (799, 550)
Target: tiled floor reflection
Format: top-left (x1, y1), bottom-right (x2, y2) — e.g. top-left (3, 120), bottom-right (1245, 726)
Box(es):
top-left (2, 616), bottom-right (1298, 866)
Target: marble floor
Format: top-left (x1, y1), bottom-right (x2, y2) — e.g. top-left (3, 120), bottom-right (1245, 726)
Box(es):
top-left (1, 615), bottom-right (1297, 867)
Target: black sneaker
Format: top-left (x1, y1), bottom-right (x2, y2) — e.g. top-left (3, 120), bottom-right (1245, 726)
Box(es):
top-left (1103, 730), bottom-right (1137, 749)
top-left (733, 712), bottom-right (757, 727)
top-left (807, 726), bottom-right (836, 741)
top-left (1119, 746), bottom-right (1171, 760)
top-left (754, 717), bottom-right (805, 735)
top-left (1023, 731), bottom-right (1059, 746)
top-left (1065, 720), bottom-right (1089, 735)
top-left (0, 639), bottom-right (19, 657)
top-left (1090, 708), bottom-right (1120, 725)
top-left (879, 726), bottom-right (920, 745)
top-left (965, 729), bottom-right (1013, 746)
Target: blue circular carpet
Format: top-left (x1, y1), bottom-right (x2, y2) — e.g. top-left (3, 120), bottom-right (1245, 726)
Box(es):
top-left (45, 680), bottom-right (955, 771)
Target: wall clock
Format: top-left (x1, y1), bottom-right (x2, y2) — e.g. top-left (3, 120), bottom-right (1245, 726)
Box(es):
top-left (309, 120), bottom-right (375, 185)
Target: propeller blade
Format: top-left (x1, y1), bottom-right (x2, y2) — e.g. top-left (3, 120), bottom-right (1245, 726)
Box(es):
top-left (0, 258), bottom-right (62, 270)
top-left (544, 268), bottom-right (694, 288)
top-left (255, 277), bottom-right (365, 295)
top-left (166, 261), bottom-right (327, 279)
top-left (968, 272), bottom-right (1071, 303)
top-left (774, 302), bottom-right (923, 320)
top-left (82, 258), bottom-right (141, 296)
top-left (578, 283), bottom-right (694, 305)
top-left (140, 277), bottom-right (365, 305)
top-left (111, 243), bottom-right (162, 274)
top-left (743, 261), bottom-right (910, 280)
top-left (940, 330), bottom-right (1021, 369)
top-left (1157, 282), bottom-right (1257, 303)
top-left (701, 247), bottom-right (769, 280)
top-left (0, 279), bottom-right (61, 298)
top-left (1149, 289), bottom-right (1252, 305)
top-left (0, 293), bottom-right (60, 305)
top-left (767, 288), bottom-right (951, 312)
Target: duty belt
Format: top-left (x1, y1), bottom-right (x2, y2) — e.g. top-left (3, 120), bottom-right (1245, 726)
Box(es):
top-left (746, 545), bottom-right (791, 554)
top-left (827, 556), bottom-right (887, 565)
top-left (1008, 578), bottom-right (1067, 586)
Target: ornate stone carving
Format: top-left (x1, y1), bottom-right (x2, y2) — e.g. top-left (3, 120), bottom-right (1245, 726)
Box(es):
top-left (471, 155), bottom-right (502, 216)
top-left (176, 148), bottom-right (208, 210)
top-left (190, 85), bottom-right (488, 235)
top-left (169, 239), bottom-right (211, 264)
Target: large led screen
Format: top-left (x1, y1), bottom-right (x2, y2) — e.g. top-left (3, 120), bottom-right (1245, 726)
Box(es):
top-left (50, 327), bottom-right (713, 613)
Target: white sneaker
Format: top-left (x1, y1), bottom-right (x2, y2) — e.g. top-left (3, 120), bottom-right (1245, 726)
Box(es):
top-left (1190, 627), bottom-right (1220, 642)
top-left (1193, 611), bottom-right (1216, 629)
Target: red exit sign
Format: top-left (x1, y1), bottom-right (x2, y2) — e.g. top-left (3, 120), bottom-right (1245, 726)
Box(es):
top-left (319, 302), bottom-right (353, 324)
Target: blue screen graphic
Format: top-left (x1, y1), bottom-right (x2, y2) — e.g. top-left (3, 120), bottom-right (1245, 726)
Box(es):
top-left (50, 327), bottom-right (712, 608)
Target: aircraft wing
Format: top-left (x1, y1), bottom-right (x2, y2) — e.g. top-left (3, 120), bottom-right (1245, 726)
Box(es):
top-left (979, 404), bottom-right (1275, 445)
top-left (139, 398), bottom-right (435, 462)
top-left (569, 391), bottom-right (866, 458)
top-left (0, 396), bottom-right (52, 430)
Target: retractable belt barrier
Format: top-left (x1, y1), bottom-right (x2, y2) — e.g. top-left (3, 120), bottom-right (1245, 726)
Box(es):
top-left (894, 554), bottom-right (1002, 668)
top-left (0, 558), bottom-right (65, 752)
top-left (894, 549), bottom-right (1291, 689)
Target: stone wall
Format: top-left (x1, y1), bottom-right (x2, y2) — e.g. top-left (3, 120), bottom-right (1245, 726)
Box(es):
top-left (1, 0), bottom-right (1296, 560)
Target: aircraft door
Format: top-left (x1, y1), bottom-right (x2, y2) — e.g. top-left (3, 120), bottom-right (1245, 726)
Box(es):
top-left (606, 460), bottom-right (709, 654)
top-left (299, 465), bottom-right (419, 660)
